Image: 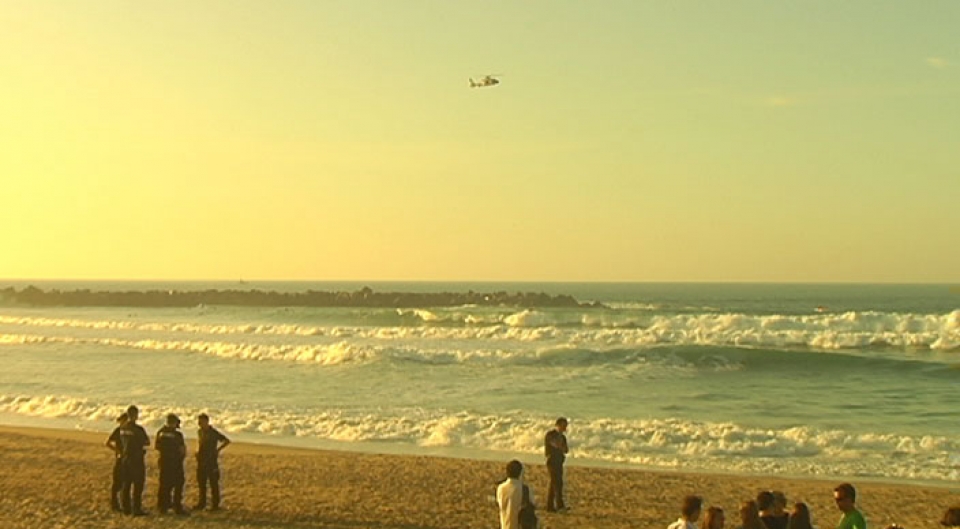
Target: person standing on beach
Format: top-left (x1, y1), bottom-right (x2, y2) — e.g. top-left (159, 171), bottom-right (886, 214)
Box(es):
top-left (195, 413), bottom-right (230, 511)
top-left (834, 483), bottom-right (867, 529)
top-left (544, 417), bottom-right (569, 513)
top-left (787, 502), bottom-right (815, 529)
top-left (667, 495), bottom-right (703, 529)
top-left (759, 491), bottom-right (788, 529)
top-left (118, 405), bottom-right (150, 516)
top-left (104, 412), bottom-right (128, 511)
top-left (497, 460), bottom-right (528, 529)
top-left (155, 413), bottom-right (188, 515)
top-left (702, 506), bottom-right (726, 529)
top-left (737, 500), bottom-right (767, 529)
top-left (771, 492), bottom-right (790, 529)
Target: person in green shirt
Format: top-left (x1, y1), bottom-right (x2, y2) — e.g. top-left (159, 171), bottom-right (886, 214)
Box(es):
top-left (834, 483), bottom-right (866, 529)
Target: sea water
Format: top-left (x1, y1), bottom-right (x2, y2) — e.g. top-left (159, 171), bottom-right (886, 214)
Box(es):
top-left (1, 281), bottom-right (958, 485)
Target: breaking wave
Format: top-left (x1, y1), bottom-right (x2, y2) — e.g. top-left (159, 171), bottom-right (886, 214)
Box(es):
top-left (2, 310), bottom-right (957, 367)
top-left (1, 393), bottom-right (956, 483)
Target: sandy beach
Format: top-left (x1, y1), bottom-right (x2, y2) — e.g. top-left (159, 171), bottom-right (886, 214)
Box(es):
top-left (0, 425), bottom-right (957, 529)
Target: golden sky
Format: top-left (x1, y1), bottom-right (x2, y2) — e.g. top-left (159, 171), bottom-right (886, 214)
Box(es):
top-left (2, 2), bottom-right (958, 282)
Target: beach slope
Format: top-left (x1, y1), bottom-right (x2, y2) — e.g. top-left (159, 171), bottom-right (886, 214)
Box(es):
top-left (0, 426), bottom-right (955, 529)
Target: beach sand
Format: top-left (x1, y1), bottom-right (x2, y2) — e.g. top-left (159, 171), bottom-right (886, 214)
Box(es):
top-left (0, 425), bottom-right (956, 529)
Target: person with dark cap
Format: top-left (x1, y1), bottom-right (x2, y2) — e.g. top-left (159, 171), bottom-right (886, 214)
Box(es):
top-left (155, 413), bottom-right (188, 515)
top-left (544, 416), bottom-right (569, 513)
top-left (195, 413), bottom-right (230, 511)
top-left (118, 404), bottom-right (150, 516)
top-left (104, 412), bottom-right (128, 511)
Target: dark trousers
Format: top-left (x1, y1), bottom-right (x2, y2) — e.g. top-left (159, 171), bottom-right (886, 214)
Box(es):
top-left (158, 460), bottom-right (185, 512)
top-left (120, 459), bottom-right (146, 514)
top-left (196, 461), bottom-right (221, 508)
top-left (110, 458), bottom-right (123, 509)
top-left (547, 460), bottom-right (565, 510)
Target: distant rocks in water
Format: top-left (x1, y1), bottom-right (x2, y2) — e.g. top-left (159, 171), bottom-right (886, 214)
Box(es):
top-left (0, 285), bottom-right (606, 309)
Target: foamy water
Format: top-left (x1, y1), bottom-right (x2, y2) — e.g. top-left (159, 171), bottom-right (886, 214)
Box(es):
top-left (1, 282), bottom-right (958, 484)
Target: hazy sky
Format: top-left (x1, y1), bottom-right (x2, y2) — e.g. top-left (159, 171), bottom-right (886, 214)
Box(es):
top-left (2, 1), bottom-right (958, 282)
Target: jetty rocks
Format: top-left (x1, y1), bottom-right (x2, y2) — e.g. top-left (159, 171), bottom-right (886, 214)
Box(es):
top-left (0, 286), bottom-right (606, 309)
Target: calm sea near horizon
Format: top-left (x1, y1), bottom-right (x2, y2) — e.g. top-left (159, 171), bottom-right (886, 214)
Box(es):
top-left (1, 281), bottom-right (958, 486)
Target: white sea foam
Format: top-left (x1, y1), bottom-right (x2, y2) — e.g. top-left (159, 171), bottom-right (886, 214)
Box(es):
top-left (1, 393), bottom-right (955, 482)
top-left (2, 310), bottom-right (958, 367)
top-left (4, 310), bottom-right (959, 347)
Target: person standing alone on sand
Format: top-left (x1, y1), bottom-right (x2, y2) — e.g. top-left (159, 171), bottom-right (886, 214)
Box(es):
top-left (155, 413), bottom-right (188, 515)
top-left (118, 405), bottom-right (150, 516)
top-left (834, 483), bottom-right (867, 529)
top-left (195, 413), bottom-right (230, 511)
top-left (104, 412), bottom-right (128, 511)
top-left (544, 417), bottom-right (569, 513)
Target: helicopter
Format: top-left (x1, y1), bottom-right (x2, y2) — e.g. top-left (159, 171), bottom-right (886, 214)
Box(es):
top-left (469, 75), bottom-right (501, 88)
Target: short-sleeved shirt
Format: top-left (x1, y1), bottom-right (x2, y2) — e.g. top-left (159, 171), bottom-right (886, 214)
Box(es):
top-left (837, 509), bottom-right (867, 529)
top-left (118, 423), bottom-right (150, 464)
top-left (197, 426), bottom-right (228, 463)
top-left (544, 430), bottom-right (567, 464)
top-left (155, 425), bottom-right (185, 461)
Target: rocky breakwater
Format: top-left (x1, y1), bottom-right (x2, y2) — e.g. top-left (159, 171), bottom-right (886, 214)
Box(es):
top-left (0, 285), bottom-right (606, 309)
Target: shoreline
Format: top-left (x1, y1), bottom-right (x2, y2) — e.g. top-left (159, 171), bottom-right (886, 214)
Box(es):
top-left (7, 419), bottom-right (957, 492)
top-left (1, 425), bottom-right (957, 529)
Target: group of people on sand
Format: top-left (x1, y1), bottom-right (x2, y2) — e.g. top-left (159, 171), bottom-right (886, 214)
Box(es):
top-left (667, 485), bottom-right (857, 529)
top-left (496, 424), bottom-right (960, 529)
top-left (668, 484), bottom-right (959, 529)
top-left (104, 405), bottom-right (231, 517)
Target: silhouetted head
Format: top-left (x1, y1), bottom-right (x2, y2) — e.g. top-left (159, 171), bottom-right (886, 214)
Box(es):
top-left (788, 502), bottom-right (813, 529)
top-left (703, 506), bottom-right (725, 529)
top-left (757, 491), bottom-right (775, 511)
top-left (833, 483), bottom-right (856, 513)
top-left (198, 413), bottom-right (210, 428)
top-left (772, 491), bottom-right (787, 513)
top-left (740, 500), bottom-right (762, 528)
top-left (505, 459), bottom-right (523, 480)
top-left (166, 413), bottom-right (180, 427)
top-left (555, 417), bottom-right (568, 432)
top-left (126, 405), bottom-right (139, 422)
top-left (682, 495), bottom-right (703, 522)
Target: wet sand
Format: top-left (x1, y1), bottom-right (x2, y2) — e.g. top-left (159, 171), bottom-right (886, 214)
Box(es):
top-left (0, 425), bottom-right (956, 529)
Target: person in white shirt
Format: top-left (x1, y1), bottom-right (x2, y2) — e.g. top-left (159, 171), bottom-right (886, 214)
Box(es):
top-left (497, 460), bottom-right (526, 529)
top-left (668, 495), bottom-right (704, 529)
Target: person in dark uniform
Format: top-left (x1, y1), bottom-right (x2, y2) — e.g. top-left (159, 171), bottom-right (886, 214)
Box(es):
top-left (118, 404), bottom-right (150, 516)
top-left (104, 412), bottom-right (128, 512)
top-left (155, 413), bottom-right (188, 515)
top-left (195, 413), bottom-right (230, 511)
top-left (544, 417), bottom-right (569, 513)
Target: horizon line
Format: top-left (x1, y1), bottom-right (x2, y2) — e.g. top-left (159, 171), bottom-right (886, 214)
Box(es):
top-left (1, 278), bottom-right (957, 286)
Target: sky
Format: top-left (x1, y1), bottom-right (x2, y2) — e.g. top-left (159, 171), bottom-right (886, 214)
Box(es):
top-left (1, 1), bottom-right (958, 283)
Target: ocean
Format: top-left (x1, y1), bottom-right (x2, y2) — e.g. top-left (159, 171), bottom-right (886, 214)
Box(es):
top-left (1, 281), bottom-right (958, 486)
